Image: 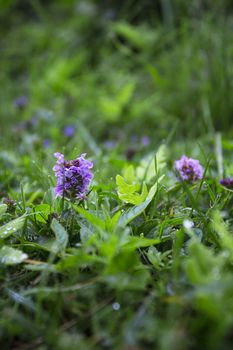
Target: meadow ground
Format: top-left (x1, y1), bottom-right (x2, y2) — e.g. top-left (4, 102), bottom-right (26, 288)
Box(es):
top-left (0, 1), bottom-right (233, 349)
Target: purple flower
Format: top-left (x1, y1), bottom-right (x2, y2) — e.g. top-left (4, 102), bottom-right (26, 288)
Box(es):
top-left (141, 136), bottom-right (150, 146)
top-left (53, 152), bottom-right (93, 200)
top-left (43, 139), bottom-right (51, 148)
top-left (104, 140), bottom-right (116, 150)
top-left (219, 178), bottom-right (233, 189)
top-left (13, 96), bottom-right (28, 109)
top-left (63, 125), bottom-right (75, 138)
top-left (174, 155), bottom-right (203, 182)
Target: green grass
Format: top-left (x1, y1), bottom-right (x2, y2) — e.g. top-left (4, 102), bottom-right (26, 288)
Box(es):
top-left (1, 1), bottom-right (233, 349)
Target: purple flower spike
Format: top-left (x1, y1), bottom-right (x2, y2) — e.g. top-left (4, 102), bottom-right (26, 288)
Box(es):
top-left (64, 125), bottom-right (75, 137)
top-left (219, 178), bottom-right (233, 189)
top-left (53, 152), bottom-right (93, 200)
top-left (175, 155), bottom-right (203, 182)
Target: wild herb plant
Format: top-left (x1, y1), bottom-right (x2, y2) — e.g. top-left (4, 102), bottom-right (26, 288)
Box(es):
top-left (0, 1), bottom-right (233, 349)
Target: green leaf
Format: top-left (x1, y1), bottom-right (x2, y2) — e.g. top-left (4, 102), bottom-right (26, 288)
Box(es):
top-left (99, 97), bottom-right (121, 121)
top-left (185, 240), bottom-right (222, 285)
top-left (147, 246), bottom-right (164, 270)
top-left (117, 181), bottom-right (148, 205)
top-left (121, 237), bottom-right (161, 251)
top-left (111, 22), bottom-right (154, 50)
top-left (116, 166), bottom-right (148, 205)
top-left (123, 165), bottom-right (135, 183)
top-left (119, 198), bottom-right (151, 226)
top-left (0, 204), bottom-right (7, 218)
top-left (0, 246), bottom-right (28, 265)
top-left (56, 251), bottom-right (104, 271)
top-left (211, 210), bottom-right (233, 261)
top-left (25, 263), bottom-right (56, 272)
top-left (118, 82), bottom-right (135, 106)
top-left (33, 204), bottom-right (50, 223)
top-left (116, 174), bottom-right (139, 194)
top-left (50, 219), bottom-right (68, 253)
top-left (136, 144), bottom-right (167, 182)
top-left (112, 22), bottom-right (143, 48)
top-left (108, 211), bottom-right (121, 232)
top-left (0, 215), bottom-right (25, 239)
top-left (118, 178), bottom-right (158, 227)
top-left (75, 206), bottom-right (105, 230)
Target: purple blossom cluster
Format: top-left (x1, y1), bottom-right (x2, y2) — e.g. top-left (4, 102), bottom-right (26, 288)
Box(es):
top-left (53, 152), bottom-right (93, 200)
top-left (174, 155), bottom-right (203, 182)
top-left (219, 178), bottom-right (233, 189)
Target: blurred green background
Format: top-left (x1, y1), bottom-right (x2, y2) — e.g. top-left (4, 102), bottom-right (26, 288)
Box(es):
top-left (1, 0), bottom-right (233, 152)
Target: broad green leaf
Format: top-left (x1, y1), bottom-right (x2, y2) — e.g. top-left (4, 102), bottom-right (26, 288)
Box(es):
top-left (185, 240), bottom-right (222, 285)
top-left (112, 22), bottom-right (143, 49)
top-left (116, 166), bottom-right (148, 205)
top-left (103, 250), bottom-right (150, 290)
top-left (108, 211), bottom-right (121, 232)
top-left (56, 252), bottom-right (105, 271)
top-left (117, 180), bottom-right (148, 205)
top-left (0, 204), bottom-right (7, 218)
top-left (0, 246), bottom-right (28, 265)
top-left (123, 165), bottom-right (135, 183)
top-left (118, 179), bottom-right (158, 227)
top-left (34, 204), bottom-right (50, 223)
top-left (80, 223), bottom-right (94, 242)
top-left (118, 82), bottom-right (135, 106)
top-left (116, 174), bottom-right (139, 195)
top-left (76, 206), bottom-right (105, 230)
top-left (211, 211), bottom-right (233, 261)
top-left (99, 97), bottom-right (121, 121)
top-left (38, 239), bottom-right (64, 254)
top-left (121, 237), bottom-right (161, 251)
top-left (147, 246), bottom-right (164, 270)
top-left (119, 198), bottom-right (151, 226)
top-left (0, 215), bottom-right (25, 239)
top-left (111, 22), bottom-right (154, 50)
top-left (19, 241), bottom-right (62, 254)
top-left (50, 219), bottom-right (68, 253)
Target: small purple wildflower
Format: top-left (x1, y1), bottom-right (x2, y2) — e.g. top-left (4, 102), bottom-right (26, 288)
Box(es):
top-left (104, 140), bottom-right (116, 150)
top-left (141, 136), bottom-right (150, 146)
top-left (53, 152), bottom-right (93, 200)
top-left (63, 125), bottom-right (75, 138)
top-left (13, 96), bottom-right (28, 109)
top-left (3, 197), bottom-right (16, 213)
top-left (30, 116), bottom-right (38, 127)
top-left (174, 155), bottom-right (203, 182)
top-left (219, 178), bottom-right (233, 189)
top-left (43, 139), bottom-right (51, 148)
